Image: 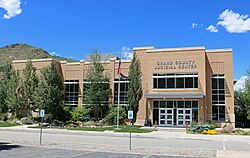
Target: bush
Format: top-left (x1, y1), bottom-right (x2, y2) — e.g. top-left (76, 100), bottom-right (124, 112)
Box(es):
top-left (71, 106), bottom-right (88, 121)
top-left (105, 107), bottom-right (126, 125)
top-left (0, 113), bottom-right (8, 121)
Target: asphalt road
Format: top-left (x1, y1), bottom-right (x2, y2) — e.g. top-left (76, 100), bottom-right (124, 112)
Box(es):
top-left (0, 128), bottom-right (250, 157)
top-left (0, 144), bottom-right (189, 158)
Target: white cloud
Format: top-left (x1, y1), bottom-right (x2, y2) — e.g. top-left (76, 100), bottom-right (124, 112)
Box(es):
top-left (0, 0), bottom-right (22, 19)
top-left (206, 25), bottom-right (218, 33)
top-left (217, 9), bottom-right (250, 33)
top-left (234, 76), bottom-right (249, 91)
top-left (49, 51), bottom-right (59, 56)
top-left (121, 46), bottom-right (133, 59)
top-left (192, 23), bottom-right (198, 29)
top-left (191, 23), bottom-right (203, 29)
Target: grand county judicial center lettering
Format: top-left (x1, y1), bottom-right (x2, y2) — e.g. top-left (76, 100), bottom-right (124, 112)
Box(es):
top-left (155, 60), bottom-right (197, 70)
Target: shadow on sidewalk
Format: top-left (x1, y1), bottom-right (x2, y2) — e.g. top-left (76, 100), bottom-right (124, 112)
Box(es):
top-left (0, 142), bottom-right (21, 151)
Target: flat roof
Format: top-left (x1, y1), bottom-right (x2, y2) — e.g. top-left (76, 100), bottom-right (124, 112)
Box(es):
top-left (144, 92), bottom-right (204, 99)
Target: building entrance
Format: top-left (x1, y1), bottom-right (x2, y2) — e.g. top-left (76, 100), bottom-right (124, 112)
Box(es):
top-left (158, 108), bottom-right (192, 126)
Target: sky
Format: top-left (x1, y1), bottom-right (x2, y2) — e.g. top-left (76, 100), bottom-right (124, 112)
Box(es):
top-left (0, 0), bottom-right (250, 82)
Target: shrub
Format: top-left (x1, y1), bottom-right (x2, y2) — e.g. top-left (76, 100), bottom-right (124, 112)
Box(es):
top-left (105, 107), bottom-right (126, 125)
top-left (71, 106), bottom-right (88, 121)
top-left (0, 113), bottom-right (8, 121)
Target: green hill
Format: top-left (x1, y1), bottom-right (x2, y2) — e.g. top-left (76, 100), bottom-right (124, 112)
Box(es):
top-left (0, 43), bottom-right (78, 65)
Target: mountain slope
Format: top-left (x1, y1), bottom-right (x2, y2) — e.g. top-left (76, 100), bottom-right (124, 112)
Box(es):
top-left (0, 43), bottom-right (78, 65)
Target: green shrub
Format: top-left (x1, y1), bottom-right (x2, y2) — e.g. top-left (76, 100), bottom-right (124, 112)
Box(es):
top-left (71, 106), bottom-right (88, 121)
top-left (0, 113), bottom-right (7, 121)
top-left (105, 107), bottom-right (126, 125)
top-left (207, 123), bottom-right (216, 130)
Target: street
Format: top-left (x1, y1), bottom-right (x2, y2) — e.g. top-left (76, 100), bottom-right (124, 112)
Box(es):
top-left (0, 127), bottom-right (250, 157)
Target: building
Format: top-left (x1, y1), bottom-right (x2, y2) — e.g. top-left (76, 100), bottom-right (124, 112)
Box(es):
top-left (12, 46), bottom-right (235, 127)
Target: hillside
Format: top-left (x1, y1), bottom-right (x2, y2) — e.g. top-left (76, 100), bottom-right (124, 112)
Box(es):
top-left (0, 43), bottom-right (78, 65)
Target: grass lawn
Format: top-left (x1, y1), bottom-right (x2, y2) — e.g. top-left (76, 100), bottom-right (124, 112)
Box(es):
top-left (0, 122), bottom-right (20, 127)
top-left (65, 126), bottom-right (115, 132)
top-left (114, 126), bottom-right (153, 133)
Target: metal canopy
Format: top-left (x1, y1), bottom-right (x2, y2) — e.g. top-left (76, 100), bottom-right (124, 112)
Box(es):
top-left (144, 92), bottom-right (204, 99)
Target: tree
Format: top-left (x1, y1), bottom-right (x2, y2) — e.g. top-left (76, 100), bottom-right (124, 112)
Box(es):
top-left (5, 69), bottom-right (21, 118)
top-left (20, 60), bottom-right (39, 114)
top-left (83, 48), bottom-right (111, 119)
top-left (0, 61), bottom-right (15, 114)
top-left (235, 68), bottom-right (250, 127)
top-left (34, 61), bottom-right (65, 121)
top-left (127, 53), bottom-right (143, 123)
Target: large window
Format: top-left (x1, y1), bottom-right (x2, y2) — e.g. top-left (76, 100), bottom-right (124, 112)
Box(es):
top-left (153, 73), bottom-right (198, 89)
top-left (114, 79), bottom-right (129, 105)
top-left (64, 80), bottom-right (79, 109)
top-left (211, 74), bottom-right (225, 121)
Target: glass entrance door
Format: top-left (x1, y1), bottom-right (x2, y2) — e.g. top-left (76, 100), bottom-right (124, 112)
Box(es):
top-left (177, 108), bottom-right (192, 126)
top-left (159, 108), bottom-right (173, 126)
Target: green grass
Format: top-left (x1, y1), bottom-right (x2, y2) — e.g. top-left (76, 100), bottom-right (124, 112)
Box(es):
top-left (114, 126), bottom-right (153, 133)
top-left (0, 122), bottom-right (20, 127)
top-left (65, 126), bottom-right (115, 132)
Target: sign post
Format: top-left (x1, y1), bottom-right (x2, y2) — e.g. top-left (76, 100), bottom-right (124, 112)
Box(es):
top-left (39, 109), bottom-right (45, 145)
top-left (128, 110), bottom-right (133, 150)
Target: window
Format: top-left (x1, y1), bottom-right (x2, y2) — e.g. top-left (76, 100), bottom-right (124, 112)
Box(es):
top-left (211, 74), bottom-right (225, 121)
top-left (64, 80), bottom-right (79, 109)
top-left (114, 79), bottom-right (129, 105)
top-left (153, 73), bottom-right (198, 89)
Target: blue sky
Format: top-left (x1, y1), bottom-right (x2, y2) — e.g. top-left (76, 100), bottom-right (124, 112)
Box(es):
top-left (0, 0), bottom-right (250, 80)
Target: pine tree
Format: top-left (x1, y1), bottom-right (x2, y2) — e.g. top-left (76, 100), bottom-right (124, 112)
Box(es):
top-left (34, 61), bottom-right (65, 121)
top-left (83, 48), bottom-right (111, 119)
top-left (20, 60), bottom-right (39, 114)
top-left (5, 70), bottom-right (21, 118)
top-left (0, 62), bottom-right (15, 114)
top-left (127, 53), bottom-right (143, 123)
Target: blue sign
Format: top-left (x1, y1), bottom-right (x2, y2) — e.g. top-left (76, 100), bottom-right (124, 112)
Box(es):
top-left (128, 110), bottom-right (133, 119)
top-left (40, 110), bottom-right (45, 117)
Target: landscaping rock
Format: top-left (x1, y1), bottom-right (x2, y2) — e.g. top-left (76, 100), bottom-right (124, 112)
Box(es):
top-left (11, 119), bottom-right (21, 124)
top-left (85, 121), bottom-right (95, 126)
top-left (20, 117), bottom-right (34, 125)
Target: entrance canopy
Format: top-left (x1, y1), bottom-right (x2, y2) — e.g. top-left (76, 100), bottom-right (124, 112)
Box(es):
top-left (144, 92), bottom-right (204, 99)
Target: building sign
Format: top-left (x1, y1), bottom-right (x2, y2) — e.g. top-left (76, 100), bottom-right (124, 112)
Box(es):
top-left (155, 60), bottom-right (197, 70)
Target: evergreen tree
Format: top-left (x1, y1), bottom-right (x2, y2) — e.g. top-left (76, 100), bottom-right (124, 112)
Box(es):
top-left (127, 53), bottom-right (143, 123)
top-left (0, 62), bottom-right (14, 114)
top-left (5, 70), bottom-right (21, 118)
top-left (20, 60), bottom-right (39, 114)
top-left (34, 61), bottom-right (65, 121)
top-left (83, 48), bottom-right (110, 119)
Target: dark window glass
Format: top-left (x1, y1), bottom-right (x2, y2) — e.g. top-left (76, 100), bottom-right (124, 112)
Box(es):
top-left (192, 109), bottom-right (198, 122)
top-left (153, 101), bottom-right (159, 108)
top-left (177, 101), bottom-right (184, 108)
top-left (167, 101), bottom-right (174, 108)
top-left (219, 106), bottom-right (225, 121)
top-left (185, 101), bottom-right (191, 108)
top-left (160, 101), bottom-right (166, 108)
top-left (212, 106), bottom-right (218, 121)
top-left (192, 101), bottom-right (198, 108)
top-left (212, 95), bottom-right (218, 102)
top-left (212, 78), bottom-right (217, 89)
top-left (185, 77), bottom-right (193, 88)
top-left (176, 78), bottom-right (184, 88)
top-left (158, 78), bottom-right (166, 88)
top-left (167, 78), bottom-right (175, 88)
top-left (194, 77), bottom-right (198, 88)
top-left (219, 79), bottom-right (225, 89)
top-left (153, 109), bottom-right (159, 125)
top-left (153, 78), bottom-right (157, 88)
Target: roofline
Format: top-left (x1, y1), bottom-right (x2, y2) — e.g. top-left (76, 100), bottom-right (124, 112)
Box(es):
top-left (133, 46), bottom-right (155, 51)
top-left (12, 58), bottom-right (54, 63)
top-left (206, 48), bottom-right (233, 53)
top-left (146, 46), bottom-right (205, 53)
